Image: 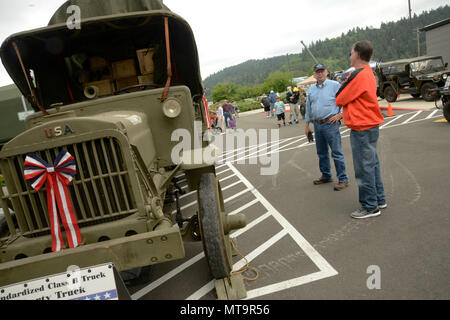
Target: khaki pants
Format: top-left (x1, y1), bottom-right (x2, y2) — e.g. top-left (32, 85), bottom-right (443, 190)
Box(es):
top-left (289, 103), bottom-right (300, 120)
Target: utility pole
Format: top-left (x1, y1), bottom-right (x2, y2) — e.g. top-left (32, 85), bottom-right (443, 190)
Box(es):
top-left (300, 40), bottom-right (319, 64)
top-left (408, 0), bottom-right (412, 22)
top-left (286, 54), bottom-right (292, 73)
top-left (417, 28), bottom-right (421, 56)
top-left (408, 0), bottom-right (418, 56)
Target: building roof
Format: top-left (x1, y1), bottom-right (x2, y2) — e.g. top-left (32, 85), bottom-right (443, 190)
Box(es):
top-left (419, 18), bottom-right (450, 32)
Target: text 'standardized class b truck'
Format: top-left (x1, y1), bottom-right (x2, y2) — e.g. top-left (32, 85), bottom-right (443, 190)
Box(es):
top-left (0, 0), bottom-right (246, 296)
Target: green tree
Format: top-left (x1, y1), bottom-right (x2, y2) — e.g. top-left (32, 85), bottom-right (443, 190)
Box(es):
top-left (263, 71), bottom-right (293, 93)
top-left (211, 82), bottom-right (239, 102)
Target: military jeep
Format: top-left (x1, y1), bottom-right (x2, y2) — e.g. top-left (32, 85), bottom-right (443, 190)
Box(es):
top-left (0, 0), bottom-right (246, 290)
top-left (376, 56), bottom-right (450, 102)
top-left (431, 77), bottom-right (450, 122)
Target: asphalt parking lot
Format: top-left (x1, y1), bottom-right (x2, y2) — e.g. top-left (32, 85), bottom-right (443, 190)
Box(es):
top-left (126, 95), bottom-right (450, 300)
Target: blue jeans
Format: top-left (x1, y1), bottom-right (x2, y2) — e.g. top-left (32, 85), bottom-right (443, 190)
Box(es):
top-left (270, 103), bottom-right (275, 117)
top-left (313, 121), bottom-right (349, 183)
top-left (224, 112), bottom-right (233, 128)
top-left (350, 126), bottom-right (386, 210)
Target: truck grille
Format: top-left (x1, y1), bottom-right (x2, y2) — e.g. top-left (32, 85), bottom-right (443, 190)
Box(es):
top-left (0, 137), bottom-right (137, 238)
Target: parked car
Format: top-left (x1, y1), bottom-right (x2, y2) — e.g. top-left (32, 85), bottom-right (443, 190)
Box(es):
top-left (375, 56), bottom-right (450, 102)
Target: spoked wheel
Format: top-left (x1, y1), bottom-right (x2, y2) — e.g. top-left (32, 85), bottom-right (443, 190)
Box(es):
top-left (197, 173), bottom-right (245, 279)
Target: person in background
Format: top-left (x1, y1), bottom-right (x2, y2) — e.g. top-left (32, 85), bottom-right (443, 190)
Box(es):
top-left (269, 90), bottom-right (277, 118)
top-left (298, 86), bottom-right (307, 119)
top-left (261, 94), bottom-right (271, 117)
top-left (222, 100), bottom-right (233, 128)
top-left (305, 63), bottom-right (349, 191)
top-left (231, 100), bottom-right (240, 118)
top-left (274, 95), bottom-right (286, 127)
top-left (288, 87), bottom-right (300, 124)
top-left (336, 40), bottom-right (386, 219)
top-left (216, 102), bottom-right (225, 133)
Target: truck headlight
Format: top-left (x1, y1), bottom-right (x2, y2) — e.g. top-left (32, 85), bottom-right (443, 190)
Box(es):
top-left (162, 98), bottom-right (182, 118)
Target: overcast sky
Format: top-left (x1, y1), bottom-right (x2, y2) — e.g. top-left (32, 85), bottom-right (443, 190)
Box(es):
top-left (0, 0), bottom-right (446, 86)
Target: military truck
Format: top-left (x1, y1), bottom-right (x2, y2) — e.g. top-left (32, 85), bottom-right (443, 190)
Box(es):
top-left (0, 0), bottom-right (246, 292)
top-left (376, 56), bottom-right (450, 102)
top-left (431, 77), bottom-right (450, 122)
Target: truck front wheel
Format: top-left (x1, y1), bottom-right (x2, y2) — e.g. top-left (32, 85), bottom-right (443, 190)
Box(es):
top-left (384, 86), bottom-right (397, 103)
top-left (421, 82), bottom-right (439, 102)
top-left (443, 100), bottom-right (450, 122)
top-left (197, 173), bottom-right (233, 279)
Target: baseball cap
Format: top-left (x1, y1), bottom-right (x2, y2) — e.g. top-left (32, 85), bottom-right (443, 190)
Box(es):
top-left (314, 63), bottom-right (326, 72)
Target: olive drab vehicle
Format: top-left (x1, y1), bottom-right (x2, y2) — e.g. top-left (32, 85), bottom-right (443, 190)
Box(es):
top-left (375, 55), bottom-right (450, 103)
top-left (0, 0), bottom-right (247, 296)
top-left (431, 77), bottom-right (450, 122)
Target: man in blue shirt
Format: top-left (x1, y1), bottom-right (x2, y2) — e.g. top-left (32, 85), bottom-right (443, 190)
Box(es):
top-left (269, 91), bottom-right (277, 118)
top-left (305, 63), bottom-right (349, 191)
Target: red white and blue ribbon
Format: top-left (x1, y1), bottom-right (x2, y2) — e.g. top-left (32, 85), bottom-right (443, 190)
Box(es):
top-left (24, 150), bottom-right (82, 252)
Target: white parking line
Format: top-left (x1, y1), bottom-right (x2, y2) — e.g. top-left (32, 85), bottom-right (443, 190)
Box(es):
top-left (186, 163), bottom-right (338, 300)
top-left (380, 113), bottom-right (406, 129)
top-left (133, 162), bottom-right (337, 300)
top-left (186, 229), bottom-right (289, 300)
top-left (402, 111), bottom-right (423, 124)
top-left (426, 109), bottom-right (439, 119)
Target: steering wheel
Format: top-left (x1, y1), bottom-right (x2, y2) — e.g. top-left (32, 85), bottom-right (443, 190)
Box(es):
top-left (115, 83), bottom-right (161, 95)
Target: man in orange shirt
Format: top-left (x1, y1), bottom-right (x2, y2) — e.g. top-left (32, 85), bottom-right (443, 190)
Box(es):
top-left (336, 40), bottom-right (387, 219)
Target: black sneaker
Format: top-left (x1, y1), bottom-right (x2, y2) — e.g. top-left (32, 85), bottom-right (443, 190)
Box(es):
top-left (350, 207), bottom-right (381, 219)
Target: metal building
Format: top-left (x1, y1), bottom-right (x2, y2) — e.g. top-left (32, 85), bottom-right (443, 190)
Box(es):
top-left (420, 18), bottom-right (450, 65)
top-left (0, 84), bottom-right (34, 148)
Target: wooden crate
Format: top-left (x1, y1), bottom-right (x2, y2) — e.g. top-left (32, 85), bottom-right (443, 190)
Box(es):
top-left (116, 76), bottom-right (139, 91)
top-left (136, 48), bottom-right (155, 75)
top-left (112, 59), bottom-right (137, 79)
top-left (84, 80), bottom-right (114, 97)
top-left (138, 74), bottom-right (154, 84)
top-left (89, 56), bottom-right (109, 72)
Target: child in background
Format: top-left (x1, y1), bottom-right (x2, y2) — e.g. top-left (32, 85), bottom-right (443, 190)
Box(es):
top-left (274, 96), bottom-right (286, 128)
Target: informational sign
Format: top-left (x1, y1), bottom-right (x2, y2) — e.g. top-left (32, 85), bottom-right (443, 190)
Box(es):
top-left (0, 263), bottom-right (121, 300)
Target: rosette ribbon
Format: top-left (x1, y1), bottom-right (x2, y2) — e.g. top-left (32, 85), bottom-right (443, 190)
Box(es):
top-left (24, 150), bottom-right (82, 252)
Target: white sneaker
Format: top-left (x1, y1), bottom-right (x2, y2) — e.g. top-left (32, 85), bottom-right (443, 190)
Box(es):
top-left (379, 203), bottom-right (388, 209)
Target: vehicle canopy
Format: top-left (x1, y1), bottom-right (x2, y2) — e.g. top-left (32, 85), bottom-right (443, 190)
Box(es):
top-left (0, 0), bottom-right (204, 112)
top-left (379, 55), bottom-right (443, 68)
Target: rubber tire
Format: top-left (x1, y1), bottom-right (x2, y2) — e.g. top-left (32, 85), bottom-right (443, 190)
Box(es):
top-left (443, 100), bottom-right (450, 122)
top-left (421, 82), bottom-right (439, 102)
top-left (411, 93), bottom-right (421, 99)
top-left (384, 86), bottom-right (397, 103)
top-left (197, 173), bottom-right (232, 279)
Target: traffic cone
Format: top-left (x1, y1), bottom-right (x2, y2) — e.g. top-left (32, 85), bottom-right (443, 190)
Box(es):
top-left (387, 103), bottom-right (395, 117)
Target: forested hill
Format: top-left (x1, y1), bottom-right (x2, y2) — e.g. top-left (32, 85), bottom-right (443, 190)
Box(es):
top-left (203, 5), bottom-right (450, 92)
